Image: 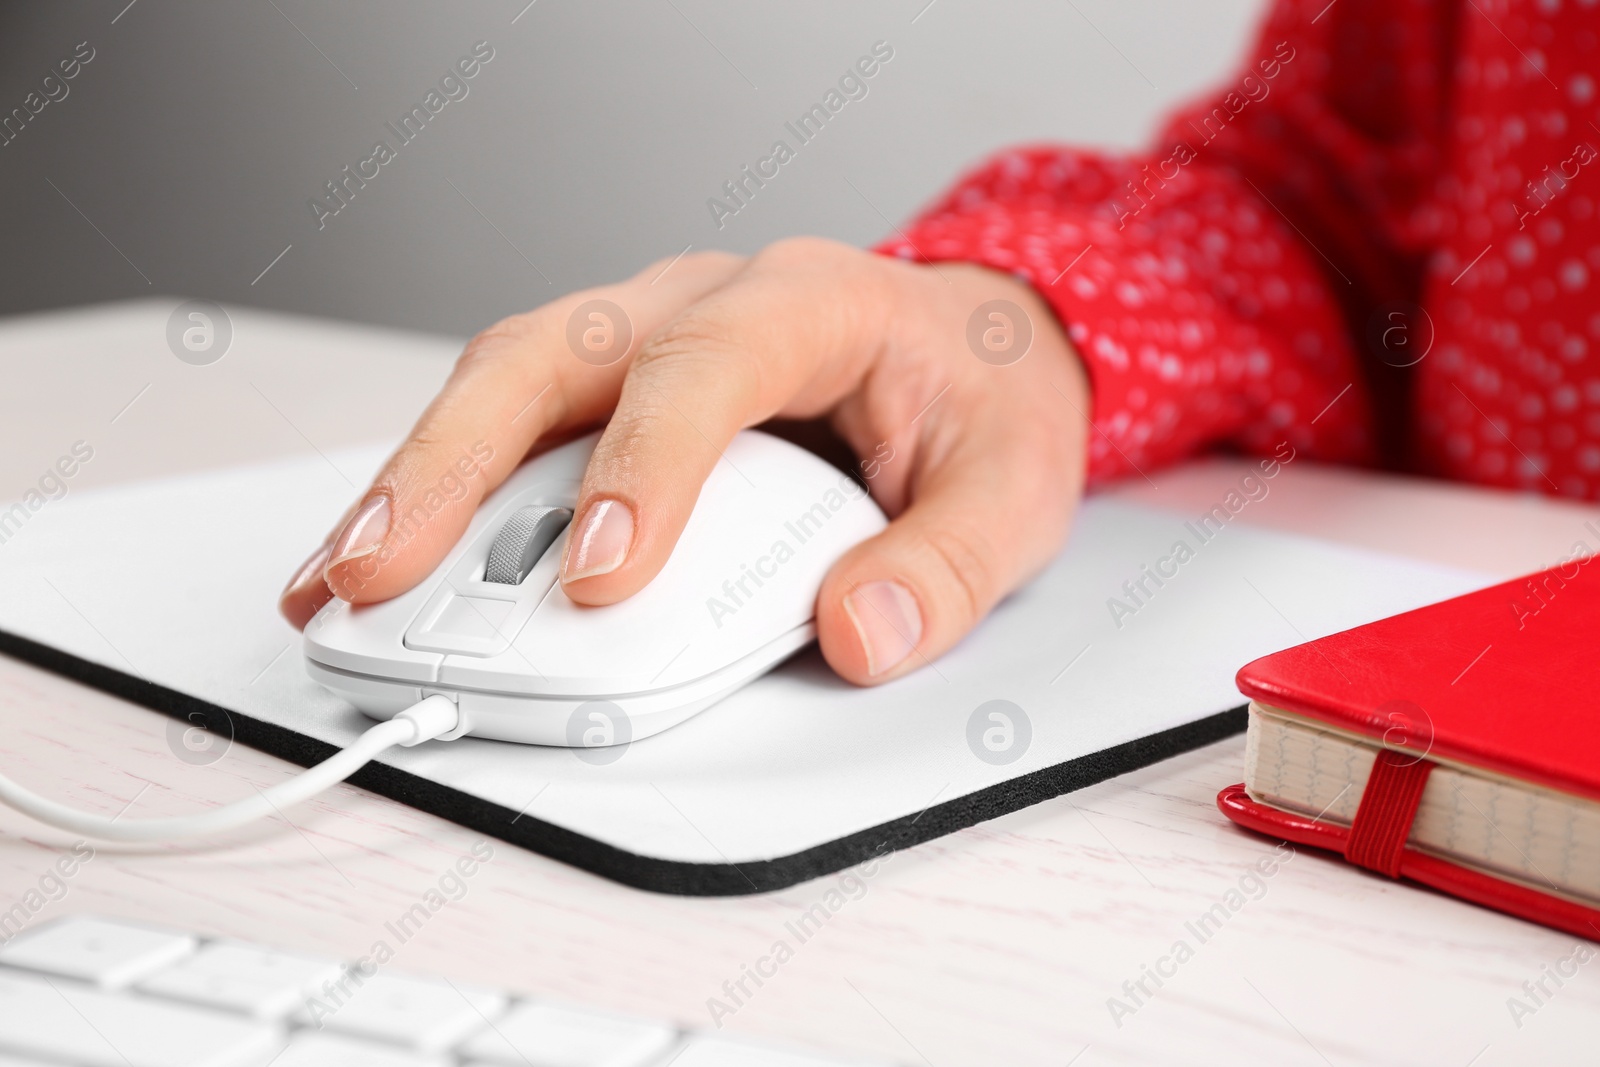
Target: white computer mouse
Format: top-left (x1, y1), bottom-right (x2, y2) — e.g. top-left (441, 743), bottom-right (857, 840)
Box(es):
top-left (303, 429), bottom-right (887, 746)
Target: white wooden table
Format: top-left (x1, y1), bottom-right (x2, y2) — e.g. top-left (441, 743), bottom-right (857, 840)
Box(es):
top-left (1, 300), bottom-right (1596, 1066)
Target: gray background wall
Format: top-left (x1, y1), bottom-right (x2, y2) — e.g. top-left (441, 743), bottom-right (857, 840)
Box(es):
top-left (0, 1), bottom-right (1265, 338)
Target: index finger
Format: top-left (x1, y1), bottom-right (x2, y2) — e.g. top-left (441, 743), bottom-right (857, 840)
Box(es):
top-left (303, 252), bottom-right (744, 615)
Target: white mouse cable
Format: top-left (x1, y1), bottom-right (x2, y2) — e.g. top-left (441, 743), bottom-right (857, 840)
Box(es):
top-left (0, 695), bottom-right (461, 843)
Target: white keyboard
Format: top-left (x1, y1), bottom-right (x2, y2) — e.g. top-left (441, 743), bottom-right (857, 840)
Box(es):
top-left (0, 915), bottom-right (893, 1067)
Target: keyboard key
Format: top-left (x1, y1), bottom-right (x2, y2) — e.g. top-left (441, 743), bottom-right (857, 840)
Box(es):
top-left (0, 915), bottom-right (195, 990)
top-left (0, 916), bottom-right (867, 1067)
top-left (458, 1000), bottom-right (676, 1066)
top-left (137, 940), bottom-right (344, 1019)
top-left (294, 971), bottom-right (506, 1052)
top-left (671, 1036), bottom-right (881, 1066)
top-left (269, 1032), bottom-right (448, 1067)
top-left (0, 968), bottom-right (279, 1067)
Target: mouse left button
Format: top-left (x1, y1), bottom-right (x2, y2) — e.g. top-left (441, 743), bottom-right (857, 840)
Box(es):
top-left (484, 505), bottom-right (572, 584)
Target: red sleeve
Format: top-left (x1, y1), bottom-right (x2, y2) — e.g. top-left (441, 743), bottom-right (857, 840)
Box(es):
top-left (876, 0), bottom-right (1453, 485)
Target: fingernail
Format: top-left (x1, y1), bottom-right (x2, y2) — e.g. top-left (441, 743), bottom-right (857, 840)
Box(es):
top-left (282, 542), bottom-right (333, 599)
top-left (843, 580), bottom-right (922, 677)
top-left (279, 542), bottom-right (335, 628)
top-left (325, 495), bottom-right (390, 573)
top-left (563, 498), bottom-right (634, 581)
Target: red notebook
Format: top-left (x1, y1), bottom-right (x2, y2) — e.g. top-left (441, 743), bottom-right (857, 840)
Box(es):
top-left (1219, 555), bottom-right (1600, 938)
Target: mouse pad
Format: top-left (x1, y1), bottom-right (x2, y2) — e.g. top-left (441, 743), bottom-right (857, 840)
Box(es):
top-left (0, 446), bottom-right (1494, 894)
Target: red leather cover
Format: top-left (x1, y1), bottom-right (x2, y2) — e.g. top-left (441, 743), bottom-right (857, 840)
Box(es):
top-left (1218, 785), bottom-right (1600, 939)
top-left (1235, 558), bottom-right (1600, 801)
top-left (1220, 557), bottom-right (1600, 935)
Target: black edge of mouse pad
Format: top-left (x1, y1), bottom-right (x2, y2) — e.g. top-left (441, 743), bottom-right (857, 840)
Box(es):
top-left (0, 626), bottom-right (1247, 896)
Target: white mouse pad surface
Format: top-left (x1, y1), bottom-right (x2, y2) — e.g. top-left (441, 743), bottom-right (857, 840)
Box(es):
top-left (0, 446), bottom-right (1495, 893)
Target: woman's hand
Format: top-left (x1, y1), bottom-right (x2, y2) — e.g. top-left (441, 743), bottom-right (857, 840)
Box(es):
top-left (280, 238), bottom-right (1089, 684)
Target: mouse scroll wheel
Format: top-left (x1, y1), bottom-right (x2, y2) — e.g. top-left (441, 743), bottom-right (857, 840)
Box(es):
top-left (484, 505), bottom-right (573, 584)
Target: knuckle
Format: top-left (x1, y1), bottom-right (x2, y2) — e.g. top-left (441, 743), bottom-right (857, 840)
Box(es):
top-left (456, 312), bottom-right (542, 374)
top-left (633, 318), bottom-right (733, 370)
top-left (636, 249), bottom-right (740, 281)
top-left (631, 317), bottom-right (752, 388)
top-left (629, 321), bottom-right (764, 416)
top-left (385, 434), bottom-right (486, 502)
top-left (692, 249), bottom-right (746, 270)
top-left (755, 238), bottom-right (894, 333)
top-left (755, 235), bottom-right (853, 271)
top-left (915, 518), bottom-right (1000, 627)
top-left (589, 409), bottom-right (669, 478)
top-left (392, 426), bottom-right (452, 468)
top-left (673, 249), bottom-right (745, 277)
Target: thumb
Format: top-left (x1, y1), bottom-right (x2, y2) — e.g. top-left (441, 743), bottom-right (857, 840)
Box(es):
top-left (816, 418), bottom-right (1084, 685)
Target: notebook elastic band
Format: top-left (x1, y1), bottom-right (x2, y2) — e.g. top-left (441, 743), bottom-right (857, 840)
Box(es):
top-left (1344, 750), bottom-right (1433, 877)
